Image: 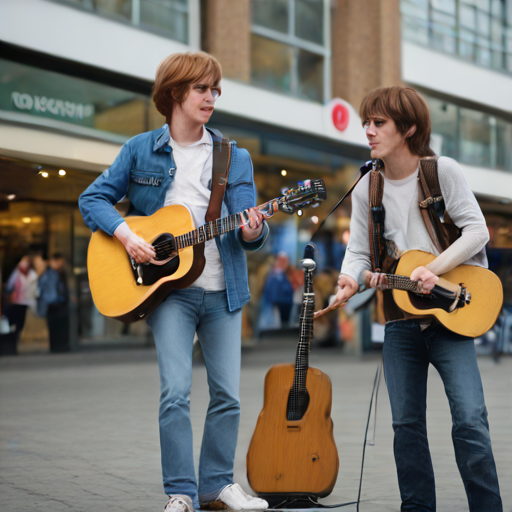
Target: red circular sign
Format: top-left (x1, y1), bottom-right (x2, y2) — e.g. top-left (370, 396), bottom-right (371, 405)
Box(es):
top-left (332, 103), bottom-right (349, 132)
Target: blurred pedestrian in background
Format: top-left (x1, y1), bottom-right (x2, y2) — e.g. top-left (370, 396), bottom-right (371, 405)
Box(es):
top-left (38, 253), bottom-right (70, 353)
top-left (261, 251), bottom-right (294, 328)
top-left (3, 255), bottom-right (38, 346)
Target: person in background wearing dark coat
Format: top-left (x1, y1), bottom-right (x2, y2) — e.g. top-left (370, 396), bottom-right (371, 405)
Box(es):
top-left (38, 253), bottom-right (70, 353)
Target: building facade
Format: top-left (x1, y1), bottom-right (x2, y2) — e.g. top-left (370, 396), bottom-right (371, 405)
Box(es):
top-left (0, 0), bottom-right (511, 352)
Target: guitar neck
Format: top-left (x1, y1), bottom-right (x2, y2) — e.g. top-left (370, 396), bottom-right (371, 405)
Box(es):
top-left (291, 265), bottom-right (315, 394)
top-left (174, 201), bottom-right (275, 250)
top-left (381, 273), bottom-right (426, 294)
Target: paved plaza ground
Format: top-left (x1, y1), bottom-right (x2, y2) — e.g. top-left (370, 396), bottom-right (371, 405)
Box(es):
top-left (1, 336), bottom-right (511, 512)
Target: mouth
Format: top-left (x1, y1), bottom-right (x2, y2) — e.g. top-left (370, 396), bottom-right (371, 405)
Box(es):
top-left (200, 106), bottom-right (214, 113)
top-left (369, 142), bottom-right (378, 148)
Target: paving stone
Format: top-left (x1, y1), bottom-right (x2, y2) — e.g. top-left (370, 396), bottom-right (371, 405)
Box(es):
top-left (1, 338), bottom-right (511, 512)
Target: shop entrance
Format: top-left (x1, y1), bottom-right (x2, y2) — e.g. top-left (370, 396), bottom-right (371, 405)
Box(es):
top-left (0, 156), bottom-right (151, 354)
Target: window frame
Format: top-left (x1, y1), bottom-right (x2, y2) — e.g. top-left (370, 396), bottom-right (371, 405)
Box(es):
top-left (401, 0), bottom-right (512, 74)
top-left (48, 0), bottom-right (200, 48)
top-left (250, 0), bottom-right (332, 103)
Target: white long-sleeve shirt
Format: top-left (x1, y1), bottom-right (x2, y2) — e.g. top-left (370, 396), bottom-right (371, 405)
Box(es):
top-left (341, 156), bottom-right (489, 285)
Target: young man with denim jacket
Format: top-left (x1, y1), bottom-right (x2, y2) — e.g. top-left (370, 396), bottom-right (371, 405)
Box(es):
top-left (79, 52), bottom-right (269, 512)
top-left (316, 86), bottom-right (502, 512)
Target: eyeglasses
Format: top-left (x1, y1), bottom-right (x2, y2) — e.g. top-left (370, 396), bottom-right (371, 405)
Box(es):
top-left (192, 83), bottom-right (221, 101)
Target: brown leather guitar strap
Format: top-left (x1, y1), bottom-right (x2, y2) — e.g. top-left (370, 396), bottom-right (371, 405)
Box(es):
top-left (417, 157), bottom-right (460, 252)
top-left (205, 137), bottom-right (232, 223)
top-left (368, 167), bottom-right (385, 273)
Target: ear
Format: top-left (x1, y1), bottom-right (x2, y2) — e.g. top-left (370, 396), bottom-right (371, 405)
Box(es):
top-left (405, 125), bottom-right (417, 138)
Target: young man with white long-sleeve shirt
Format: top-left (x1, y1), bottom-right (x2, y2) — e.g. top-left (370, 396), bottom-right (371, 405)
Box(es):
top-left (316, 86), bottom-right (502, 512)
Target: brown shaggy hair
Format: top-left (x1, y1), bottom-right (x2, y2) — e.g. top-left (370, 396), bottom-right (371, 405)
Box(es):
top-left (152, 52), bottom-right (222, 122)
top-left (359, 86), bottom-right (435, 157)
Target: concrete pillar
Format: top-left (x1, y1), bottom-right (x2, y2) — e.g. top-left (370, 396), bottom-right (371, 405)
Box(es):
top-left (201, 0), bottom-right (251, 82)
top-left (331, 0), bottom-right (401, 111)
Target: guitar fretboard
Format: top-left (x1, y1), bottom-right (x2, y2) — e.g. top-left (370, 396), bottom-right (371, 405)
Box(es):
top-left (379, 273), bottom-right (427, 294)
top-left (153, 202), bottom-right (276, 260)
top-left (287, 263), bottom-right (315, 420)
top-left (175, 213), bottom-right (243, 249)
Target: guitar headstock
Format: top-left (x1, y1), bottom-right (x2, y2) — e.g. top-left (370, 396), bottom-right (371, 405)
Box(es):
top-left (277, 179), bottom-right (327, 215)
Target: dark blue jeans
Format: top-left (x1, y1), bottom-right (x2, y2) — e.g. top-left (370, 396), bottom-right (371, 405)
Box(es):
top-left (383, 320), bottom-right (502, 512)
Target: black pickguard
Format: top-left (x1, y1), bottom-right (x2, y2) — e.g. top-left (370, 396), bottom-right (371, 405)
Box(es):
top-left (408, 284), bottom-right (458, 312)
top-left (129, 233), bottom-right (180, 286)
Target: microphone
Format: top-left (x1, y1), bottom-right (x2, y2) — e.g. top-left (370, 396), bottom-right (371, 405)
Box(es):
top-left (303, 242), bottom-right (316, 261)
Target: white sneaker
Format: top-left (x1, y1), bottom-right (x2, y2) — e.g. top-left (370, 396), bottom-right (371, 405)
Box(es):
top-left (217, 483), bottom-right (268, 511)
top-left (164, 494), bottom-right (194, 512)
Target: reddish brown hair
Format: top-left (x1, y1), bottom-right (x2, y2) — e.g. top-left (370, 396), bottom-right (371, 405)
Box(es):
top-left (359, 86), bottom-right (435, 157)
top-left (152, 52), bottom-right (222, 122)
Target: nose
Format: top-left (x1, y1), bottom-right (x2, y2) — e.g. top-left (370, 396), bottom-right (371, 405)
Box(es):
top-left (205, 88), bottom-right (215, 103)
top-left (366, 122), bottom-right (376, 137)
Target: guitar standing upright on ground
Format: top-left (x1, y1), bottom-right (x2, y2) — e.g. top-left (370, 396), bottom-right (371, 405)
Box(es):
top-left (316, 86), bottom-right (503, 512)
top-left (79, 51), bottom-right (270, 512)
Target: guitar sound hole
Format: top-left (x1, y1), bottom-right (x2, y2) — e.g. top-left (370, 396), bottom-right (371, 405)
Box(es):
top-left (286, 389), bottom-right (310, 421)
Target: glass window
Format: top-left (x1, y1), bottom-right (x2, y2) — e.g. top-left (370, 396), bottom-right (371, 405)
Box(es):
top-left (251, 0), bottom-right (289, 33)
top-left (251, 34), bottom-right (293, 94)
top-left (496, 118), bottom-right (512, 170)
top-left (55, 0), bottom-right (190, 43)
top-left (428, 96), bottom-right (458, 158)
top-left (431, 0), bottom-right (455, 15)
top-left (426, 94), bottom-right (512, 172)
top-left (491, 0), bottom-right (502, 17)
top-left (477, 10), bottom-right (491, 36)
top-left (402, 15), bottom-right (429, 45)
top-left (476, 0), bottom-right (491, 11)
top-left (459, 108), bottom-right (491, 167)
top-left (295, 0), bottom-right (324, 44)
top-left (459, 29), bottom-right (477, 60)
top-left (250, 0), bottom-right (329, 102)
top-left (400, 0), bottom-right (428, 19)
top-left (93, 0), bottom-right (132, 21)
top-left (140, 0), bottom-right (188, 42)
top-left (297, 48), bottom-right (323, 101)
top-left (431, 23), bottom-right (457, 54)
top-left (460, 4), bottom-right (477, 29)
top-left (477, 36), bottom-right (492, 65)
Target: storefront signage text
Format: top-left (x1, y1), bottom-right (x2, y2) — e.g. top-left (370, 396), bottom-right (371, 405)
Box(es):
top-left (11, 92), bottom-right (95, 119)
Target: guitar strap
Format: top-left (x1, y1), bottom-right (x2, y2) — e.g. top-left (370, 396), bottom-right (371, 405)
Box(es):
top-left (417, 156), bottom-right (461, 252)
top-left (205, 133), bottom-right (232, 224)
top-left (368, 162), bottom-right (385, 273)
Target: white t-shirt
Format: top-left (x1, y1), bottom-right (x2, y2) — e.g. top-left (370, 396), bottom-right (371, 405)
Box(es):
top-left (341, 156), bottom-right (489, 285)
top-left (164, 127), bottom-right (225, 291)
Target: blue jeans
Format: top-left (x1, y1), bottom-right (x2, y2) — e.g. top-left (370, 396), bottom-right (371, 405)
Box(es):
top-left (147, 289), bottom-right (242, 509)
top-left (383, 320), bottom-right (502, 512)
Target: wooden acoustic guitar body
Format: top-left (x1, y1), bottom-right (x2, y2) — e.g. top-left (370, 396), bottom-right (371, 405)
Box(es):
top-left (246, 363), bottom-right (339, 503)
top-left (393, 250), bottom-right (503, 338)
top-left (87, 205), bottom-right (205, 323)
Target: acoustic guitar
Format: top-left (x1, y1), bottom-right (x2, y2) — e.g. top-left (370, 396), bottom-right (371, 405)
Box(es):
top-left (371, 250), bottom-right (503, 338)
top-left (87, 179), bottom-right (326, 323)
top-left (246, 252), bottom-right (339, 507)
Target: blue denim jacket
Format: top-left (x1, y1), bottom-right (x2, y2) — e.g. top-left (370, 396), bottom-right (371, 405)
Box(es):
top-left (79, 124), bottom-right (268, 312)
